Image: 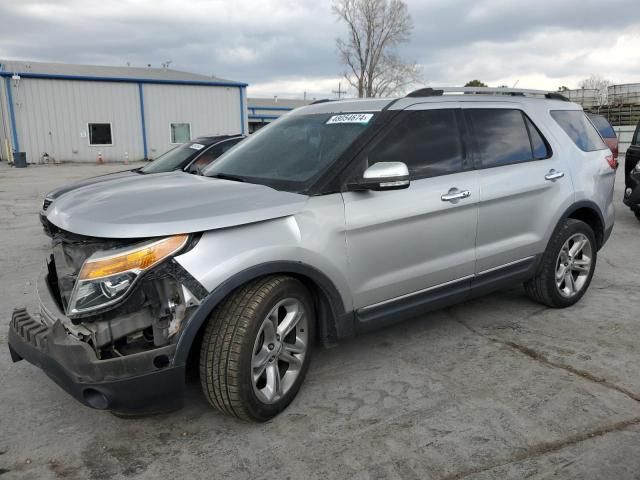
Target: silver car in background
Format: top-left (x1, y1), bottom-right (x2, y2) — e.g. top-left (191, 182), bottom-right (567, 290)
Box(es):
top-left (9, 87), bottom-right (616, 421)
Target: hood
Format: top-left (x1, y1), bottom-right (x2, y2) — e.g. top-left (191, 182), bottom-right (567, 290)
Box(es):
top-left (46, 169), bottom-right (140, 201)
top-left (46, 172), bottom-right (308, 238)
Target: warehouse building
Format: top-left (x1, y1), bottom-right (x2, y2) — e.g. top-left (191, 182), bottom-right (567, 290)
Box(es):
top-left (0, 60), bottom-right (247, 163)
top-left (247, 97), bottom-right (312, 133)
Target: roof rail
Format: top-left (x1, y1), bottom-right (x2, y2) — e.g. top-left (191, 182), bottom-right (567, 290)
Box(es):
top-left (310, 98), bottom-right (334, 105)
top-left (405, 87), bottom-right (569, 101)
top-left (406, 88), bottom-right (444, 98)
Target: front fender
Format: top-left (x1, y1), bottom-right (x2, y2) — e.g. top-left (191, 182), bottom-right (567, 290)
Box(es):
top-left (172, 261), bottom-right (352, 365)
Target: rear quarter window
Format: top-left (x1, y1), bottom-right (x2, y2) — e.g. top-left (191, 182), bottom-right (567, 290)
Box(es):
top-left (551, 111), bottom-right (607, 152)
top-left (588, 114), bottom-right (616, 139)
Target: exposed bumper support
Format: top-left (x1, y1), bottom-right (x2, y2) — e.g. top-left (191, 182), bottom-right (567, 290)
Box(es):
top-left (8, 308), bottom-right (185, 415)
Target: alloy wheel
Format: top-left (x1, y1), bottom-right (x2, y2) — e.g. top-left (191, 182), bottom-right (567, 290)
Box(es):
top-left (251, 298), bottom-right (309, 404)
top-left (555, 233), bottom-right (593, 298)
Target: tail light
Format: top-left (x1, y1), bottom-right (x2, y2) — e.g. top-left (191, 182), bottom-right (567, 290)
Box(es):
top-left (605, 154), bottom-right (618, 170)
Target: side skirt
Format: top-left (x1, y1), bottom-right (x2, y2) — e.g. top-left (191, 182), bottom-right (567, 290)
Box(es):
top-left (353, 256), bottom-right (540, 335)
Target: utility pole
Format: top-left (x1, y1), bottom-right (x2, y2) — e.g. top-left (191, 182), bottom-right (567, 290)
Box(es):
top-left (332, 82), bottom-right (346, 99)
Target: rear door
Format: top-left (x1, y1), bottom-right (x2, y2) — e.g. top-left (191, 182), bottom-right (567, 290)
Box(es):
top-left (342, 105), bottom-right (479, 316)
top-left (625, 123), bottom-right (640, 189)
top-left (464, 104), bottom-right (574, 277)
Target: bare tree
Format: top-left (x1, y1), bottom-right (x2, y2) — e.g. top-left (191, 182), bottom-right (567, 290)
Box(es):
top-left (579, 74), bottom-right (612, 106)
top-left (333, 0), bottom-right (421, 98)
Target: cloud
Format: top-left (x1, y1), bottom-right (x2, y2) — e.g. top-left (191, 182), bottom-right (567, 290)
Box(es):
top-left (0, 0), bottom-right (638, 97)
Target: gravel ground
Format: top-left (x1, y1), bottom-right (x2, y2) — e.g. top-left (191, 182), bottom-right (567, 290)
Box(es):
top-left (0, 162), bottom-right (639, 480)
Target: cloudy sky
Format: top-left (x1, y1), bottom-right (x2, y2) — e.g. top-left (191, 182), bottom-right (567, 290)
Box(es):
top-left (1, 0), bottom-right (639, 99)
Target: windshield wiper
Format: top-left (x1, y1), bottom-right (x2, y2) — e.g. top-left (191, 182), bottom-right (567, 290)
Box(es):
top-left (209, 173), bottom-right (247, 183)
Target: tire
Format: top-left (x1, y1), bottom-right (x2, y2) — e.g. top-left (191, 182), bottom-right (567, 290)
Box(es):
top-left (524, 219), bottom-right (597, 308)
top-left (634, 210), bottom-right (640, 223)
top-left (199, 276), bottom-right (314, 421)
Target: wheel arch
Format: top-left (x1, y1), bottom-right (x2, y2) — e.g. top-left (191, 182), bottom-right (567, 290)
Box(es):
top-left (173, 261), bottom-right (353, 367)
top-left (560, 200), bottom-right (606, 249)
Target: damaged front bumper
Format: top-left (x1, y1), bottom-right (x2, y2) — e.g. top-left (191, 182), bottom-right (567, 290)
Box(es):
top-left (8, 266), bottom-right (188, 416)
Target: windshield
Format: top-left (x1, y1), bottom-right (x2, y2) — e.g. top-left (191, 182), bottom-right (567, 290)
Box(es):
top-left (141, 142), bottom-right (208, 174)
top-left (203, 113), bottom-right (375, 191)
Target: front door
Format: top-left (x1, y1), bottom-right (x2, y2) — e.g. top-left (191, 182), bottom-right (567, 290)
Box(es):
top-left (342, 106), bottom-right (479, 321)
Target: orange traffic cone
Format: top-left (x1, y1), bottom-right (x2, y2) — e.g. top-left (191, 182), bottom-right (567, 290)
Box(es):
top-left (124, 151), bottom-right (129, 165)
top-left (96, 151), bottom-right (103, 164)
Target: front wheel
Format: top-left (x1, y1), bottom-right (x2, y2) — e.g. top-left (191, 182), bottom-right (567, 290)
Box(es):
top-left (524, 219), bottom-right (597, 308)
top-left (199, 276), bottom-right (314, 421)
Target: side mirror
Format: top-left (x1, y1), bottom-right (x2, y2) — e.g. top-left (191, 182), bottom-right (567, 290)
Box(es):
top-left (348, 162), bottom-right (410, 191)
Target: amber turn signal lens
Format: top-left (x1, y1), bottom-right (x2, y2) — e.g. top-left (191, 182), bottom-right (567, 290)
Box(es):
top-left (78, 234), bottom-right (188, 281)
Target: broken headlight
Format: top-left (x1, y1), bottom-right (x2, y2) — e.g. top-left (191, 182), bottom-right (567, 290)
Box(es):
top-left (67, 234), bottom-right (188, 316)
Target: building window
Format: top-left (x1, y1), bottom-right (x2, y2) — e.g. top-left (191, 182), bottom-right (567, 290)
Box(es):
top-left (171, 123), bottom-right (191, 144)
top-left (88, 123), bottom-right (113, 145)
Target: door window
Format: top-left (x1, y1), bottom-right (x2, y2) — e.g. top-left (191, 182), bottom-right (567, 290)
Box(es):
top-left (466, 109), bottom-right (548, 168)
top-left (366, 109), bottom-right (464, 179)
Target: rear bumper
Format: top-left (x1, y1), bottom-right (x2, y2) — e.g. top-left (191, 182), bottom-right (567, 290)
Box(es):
top-left (8, 273), bottom-right (186, 415)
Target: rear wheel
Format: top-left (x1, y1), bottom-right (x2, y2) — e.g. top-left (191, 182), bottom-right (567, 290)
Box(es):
top-left (524, 219), bottom-right (596, 308)
top-left (199, 276), bottom-right (314, 421)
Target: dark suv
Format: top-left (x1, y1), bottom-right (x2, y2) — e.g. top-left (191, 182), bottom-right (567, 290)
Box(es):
top-left (40, 135), bottom-right (244, 234)
top-left (623, 120), bottom-right (640, 221)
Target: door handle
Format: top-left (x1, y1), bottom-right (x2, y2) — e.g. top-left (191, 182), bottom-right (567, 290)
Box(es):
top-left (441, 189), bottom-right (471, 202)
top-left (545, 169), bottom-right (564, 181)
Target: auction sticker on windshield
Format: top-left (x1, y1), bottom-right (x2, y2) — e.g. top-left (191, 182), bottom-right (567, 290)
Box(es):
top-left (189, 143), bottom-right (205, 150)
top-left (326, 113), bottom-right (374, 125)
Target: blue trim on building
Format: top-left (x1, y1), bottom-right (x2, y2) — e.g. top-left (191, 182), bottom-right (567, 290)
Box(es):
top-left (248, 106), bottom-right (293, 112)
top-left (138, 83), bottom-right (148, 160)
top-left (4, 77), bottom-right (19, 153)
top-left (239, 87), bottom-right (246, 135)
top-left (248, 114), bottom-right (280, 120)
top-left (0, 71), bottom-right (248, 88)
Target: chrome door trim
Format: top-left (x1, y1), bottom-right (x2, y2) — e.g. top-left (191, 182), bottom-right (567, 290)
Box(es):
top-left (358, 256), bottom-right (537, 314)
top-left (359, 274), bottom-right (475, 313)
top-left (476, 256), bottom-right (536, 276)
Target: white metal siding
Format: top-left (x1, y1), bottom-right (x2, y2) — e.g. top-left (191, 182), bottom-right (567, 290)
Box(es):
top-left (11, 78), bottom-right (143, 163)
top-left (142, 84), bottom-right (243, 159)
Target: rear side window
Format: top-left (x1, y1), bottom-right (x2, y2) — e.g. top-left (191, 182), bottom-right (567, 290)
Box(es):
top-left (551, 111), bottom-right (607, 152)
top-left (367, 109), bottom-right (464, 179)
top-left (465, 109), bottom-right (550, 168)
top-left (588, 114), bottom-right (616, 139)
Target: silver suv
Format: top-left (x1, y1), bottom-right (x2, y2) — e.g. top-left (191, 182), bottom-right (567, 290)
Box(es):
top-left (9, 87), bottom-right (616, 421)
